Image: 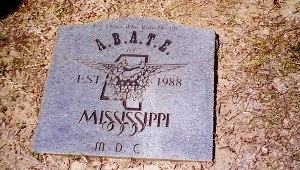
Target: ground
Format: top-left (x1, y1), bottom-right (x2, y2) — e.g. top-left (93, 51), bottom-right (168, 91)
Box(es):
top-left (0, 0), bottom-right (299, 169)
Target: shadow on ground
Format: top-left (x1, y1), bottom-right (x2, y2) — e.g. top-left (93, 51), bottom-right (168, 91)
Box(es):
top-left (0, 0), bottom-right (22, 19)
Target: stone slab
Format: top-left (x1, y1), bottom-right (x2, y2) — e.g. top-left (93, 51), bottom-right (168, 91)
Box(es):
top-left (32, 18), bottom-right (216, 161)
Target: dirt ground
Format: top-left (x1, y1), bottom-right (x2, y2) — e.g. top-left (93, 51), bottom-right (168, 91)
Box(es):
top-left (0, 0), bottom-right (299, 169)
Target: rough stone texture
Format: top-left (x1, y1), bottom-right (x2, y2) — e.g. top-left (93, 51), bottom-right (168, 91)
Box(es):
top-left (32, 18), bottom-right (216, 161)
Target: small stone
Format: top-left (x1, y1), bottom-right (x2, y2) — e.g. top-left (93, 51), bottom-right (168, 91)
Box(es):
top-left (283, 118), bottom-right (289, 125)
top-left (272, 77), bottom-right (287, 93)
top-left (261, 147), bottom-right (269, 154)
top-left (243, 111), bottom-right (251, 116)
top-left (70, 161), bottom-right (86, 170)
top-left (261, 28), bottom-right (270, 35)
top-left (144, 165), bottom-right (160, 170)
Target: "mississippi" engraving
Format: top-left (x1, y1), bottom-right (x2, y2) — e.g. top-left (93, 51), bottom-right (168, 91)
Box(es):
top-left (79, 110), bottom-right (170, 136)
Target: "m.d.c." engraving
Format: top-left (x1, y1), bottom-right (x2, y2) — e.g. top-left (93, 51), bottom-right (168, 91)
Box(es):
top-left (95, 141), bottom-right (140, 153)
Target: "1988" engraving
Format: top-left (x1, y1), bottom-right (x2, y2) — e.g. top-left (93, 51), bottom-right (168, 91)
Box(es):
top-left (157, 78), bottom-right (182, 86)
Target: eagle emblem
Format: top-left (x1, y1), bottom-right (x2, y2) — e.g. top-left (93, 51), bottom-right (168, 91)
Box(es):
top-left (76, 54), bottom-right (186, 110)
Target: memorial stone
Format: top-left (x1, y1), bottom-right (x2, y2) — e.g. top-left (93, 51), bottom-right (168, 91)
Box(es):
top-left (32, 18), bottom-right (217, 161)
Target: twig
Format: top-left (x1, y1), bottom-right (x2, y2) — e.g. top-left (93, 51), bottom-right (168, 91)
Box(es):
top-left (20, 44), bottom-right (33, 55)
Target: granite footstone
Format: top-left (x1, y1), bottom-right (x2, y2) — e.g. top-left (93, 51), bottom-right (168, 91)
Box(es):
top-left (32, 18), bottom-right (217, 161)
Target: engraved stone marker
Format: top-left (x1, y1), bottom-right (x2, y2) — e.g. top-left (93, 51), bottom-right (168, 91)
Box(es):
top-left (32, 18), bottom-right (217, 161)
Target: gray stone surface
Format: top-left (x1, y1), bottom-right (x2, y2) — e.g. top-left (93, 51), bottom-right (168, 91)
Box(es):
top-left (32, 18), bottom-right (216, 161)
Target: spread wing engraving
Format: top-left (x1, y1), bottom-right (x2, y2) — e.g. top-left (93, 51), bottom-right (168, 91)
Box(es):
top-left (145, 63), bottom-right (187, 76)
top-left (76, 55), bottom-right (188, 134)
top-left (76, 59), bottom-right (115, 74)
